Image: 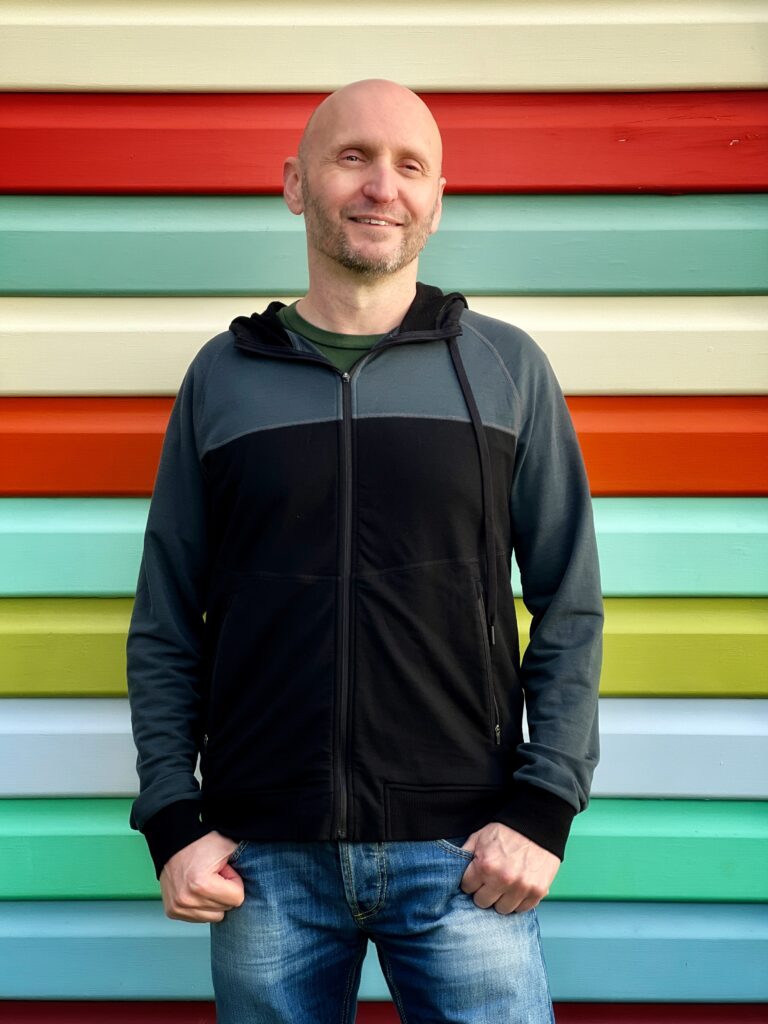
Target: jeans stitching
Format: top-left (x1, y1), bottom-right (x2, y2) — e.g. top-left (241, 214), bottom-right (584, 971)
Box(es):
top-left (433, 838), bottom-right (474, 860)
top-left (352, 843), bottom-right (388, 922)
top-left (228, 839), bottom-right (249, 865)
top-left (377, 945), bottom-right (410, 1024)
top-left (340, 936), bottom-right (368, 1024)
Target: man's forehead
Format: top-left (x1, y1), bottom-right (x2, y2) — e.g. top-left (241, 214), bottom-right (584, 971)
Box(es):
top-left (299, 80), bottom-right (442, 163)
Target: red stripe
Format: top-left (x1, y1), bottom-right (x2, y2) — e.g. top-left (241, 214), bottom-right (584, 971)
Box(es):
top-left (0, 1004), bottom-right (765, 1023)
top-left (1, 92), bottom-right (765, 193)
top-left (2, 397), bottom-right (766, 497)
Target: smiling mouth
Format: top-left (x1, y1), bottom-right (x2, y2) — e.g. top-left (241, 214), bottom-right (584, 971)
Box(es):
top-left (349, 216), bottom-right (402, 227)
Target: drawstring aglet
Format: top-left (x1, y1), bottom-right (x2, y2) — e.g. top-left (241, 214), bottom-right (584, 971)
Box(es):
top-left (488, 623), bottom-right (496, 647)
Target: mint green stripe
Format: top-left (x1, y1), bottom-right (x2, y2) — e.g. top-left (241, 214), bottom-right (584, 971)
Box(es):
top-left (0, 798), bottom-right (764, 901)
top-left (1, 195), bottom-right (765, 295)
top-left (1, 498), bottom-right (765, 597)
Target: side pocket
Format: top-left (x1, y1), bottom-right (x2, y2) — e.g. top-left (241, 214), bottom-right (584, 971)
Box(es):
top-left (474, 579), bottom-right (501, 746)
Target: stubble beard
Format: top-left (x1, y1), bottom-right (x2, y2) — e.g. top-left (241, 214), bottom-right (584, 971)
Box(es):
top-left (301, 172), bottom-right (438, 279)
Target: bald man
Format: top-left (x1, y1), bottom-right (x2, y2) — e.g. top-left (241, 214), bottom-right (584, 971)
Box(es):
top-left (127, 79), bottom-right (603, 1022)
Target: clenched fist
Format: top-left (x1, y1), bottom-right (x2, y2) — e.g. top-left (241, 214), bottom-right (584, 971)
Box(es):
top-left (160, 830), bottom-right (245, 923)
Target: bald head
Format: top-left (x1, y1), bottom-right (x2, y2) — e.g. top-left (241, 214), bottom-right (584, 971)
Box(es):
top-left (297, 79), bottom-right (443, 176)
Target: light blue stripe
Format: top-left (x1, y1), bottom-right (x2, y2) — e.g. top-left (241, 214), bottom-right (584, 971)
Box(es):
top-left (1, 195), bottom-right (765, 295)
top-left (0, 498), bottom-right (765, 596)
top-left (0, 901), bottom-right (764, 1000)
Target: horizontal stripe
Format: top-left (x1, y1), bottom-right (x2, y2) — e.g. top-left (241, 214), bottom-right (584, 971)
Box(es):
top-left (2, 698), bottom-right (765, 799)
top-left (3, 396), bottom-right (766, 496)
top-left (1, 597), bottom-right (766, 699)
top-left (3, 296), bottom-right (766, 396)
top-left (0, 798), bottom-right (764, 901)
top-left (1, 196), bottom-right (766, 296)
top-left (1, 1), bottom-right (766, 90)
top-left (0, 902), bottom-right (764, 1002)
top-left (1, 598), bottom-right (765, 700)
top-left (2, 91), bottom-right (765, 194)
top-left (0, 1005), bottom-right (766, 1024)
top-left (1, 498), bottom-right (765, 597)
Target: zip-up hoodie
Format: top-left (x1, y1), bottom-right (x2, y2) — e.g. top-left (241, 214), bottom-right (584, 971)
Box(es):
top-left (127, 283), bottom-right (603, 878)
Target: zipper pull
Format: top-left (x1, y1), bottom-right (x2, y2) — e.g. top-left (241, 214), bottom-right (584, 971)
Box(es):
top-left (341, 372), bottom-right (350, 383)
top-left (494, 724), bottom-right (501, 745)
top-left (488, 623), bottom-right (496, 647)
top-left (203, 733), bottom-right (208, 748)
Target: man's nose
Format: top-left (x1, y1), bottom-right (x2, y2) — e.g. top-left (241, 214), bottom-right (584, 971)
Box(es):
top-left (361, 162), bottom-right (398, 204)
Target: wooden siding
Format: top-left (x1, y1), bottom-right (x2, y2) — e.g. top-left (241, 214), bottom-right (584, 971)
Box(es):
top-left (3, 296), bottom-right (766, 397)
top-left (3, 396), bottom-right (766, 496)
top-left (2, 498), bottom-right (765, 596)
top-left (1, 195), bottom-right (766, 295)
top-left (1, 1004), bottom-right (766, 1024)
top-left (0, 901), bottom-right (764, 1001)
top-left (1, 2), bottom-right (766, 91)
top-left (1, 92), bottom-right (765, 194)
top-left (1, 698), bottom-right (765, 799)
top-left (0, 798), bottom-right (765, 901)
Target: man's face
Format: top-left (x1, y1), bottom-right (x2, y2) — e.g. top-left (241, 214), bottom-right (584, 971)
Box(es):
top-left (286, 82), bottom-right (446, 279)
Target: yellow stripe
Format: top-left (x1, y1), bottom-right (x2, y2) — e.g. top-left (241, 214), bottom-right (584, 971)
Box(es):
top-left (2, 597), bottom-right (766, 697)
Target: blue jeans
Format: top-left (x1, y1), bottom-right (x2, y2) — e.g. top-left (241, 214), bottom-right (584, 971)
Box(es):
top-left (210, 836), bottom-right (555, 1023)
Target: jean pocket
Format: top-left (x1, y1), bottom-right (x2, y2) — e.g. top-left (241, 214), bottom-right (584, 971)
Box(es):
top-left (227, 839), bottom-right (249, 865)
top-left (433, 835), bottom-right (474, 860)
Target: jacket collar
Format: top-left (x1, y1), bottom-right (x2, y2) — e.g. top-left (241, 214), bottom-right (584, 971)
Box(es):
top-left (229, 282), bottom-right (467, 356)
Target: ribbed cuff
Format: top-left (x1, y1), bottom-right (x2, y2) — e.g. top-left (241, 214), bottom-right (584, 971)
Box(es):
top-left (492, 783), bottom-right (577, 861)
top-left (141, 800), bottom-right (212, 879)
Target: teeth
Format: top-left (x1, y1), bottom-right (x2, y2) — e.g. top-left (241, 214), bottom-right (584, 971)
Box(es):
top-left (355, 218), bottom-right (392, 226)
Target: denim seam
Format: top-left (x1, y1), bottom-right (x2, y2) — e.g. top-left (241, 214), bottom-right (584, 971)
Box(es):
top-left (228, 839), bottom-right (249, 865)
top-left (340, 937), bottom-right (369, 1024)
top-left (433, 839), bottom-right (474, 860)
top-left (352, 843), bottom-right (388, 922)
top-left (377, 945), bottom-right (411, 1024)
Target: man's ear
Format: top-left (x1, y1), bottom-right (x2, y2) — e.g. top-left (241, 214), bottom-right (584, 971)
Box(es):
top-left (429, 176), bottom-right (447, 235)
top-left (283, 157), bottom-right (304, 215)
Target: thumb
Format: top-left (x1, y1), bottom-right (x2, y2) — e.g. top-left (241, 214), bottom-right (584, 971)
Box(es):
top-left (218, 862), bottom-right (242, 882)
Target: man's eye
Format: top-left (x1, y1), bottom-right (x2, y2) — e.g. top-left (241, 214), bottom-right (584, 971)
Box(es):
top-left (342, 154), bottom-right (362, 163)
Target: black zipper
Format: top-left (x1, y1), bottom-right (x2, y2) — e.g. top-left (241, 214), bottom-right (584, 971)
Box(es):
top-left (335, 369), bottom-right (353, 838)
top-left (475, 580), bottom-right (501, 745)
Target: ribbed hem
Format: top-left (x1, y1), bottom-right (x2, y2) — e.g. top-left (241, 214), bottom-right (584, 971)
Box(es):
top-left (141, 800), bottom-right (212, 879)
top-left (492, 782), bottom-right (577, 861)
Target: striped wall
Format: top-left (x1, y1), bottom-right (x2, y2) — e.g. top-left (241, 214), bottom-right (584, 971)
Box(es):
top-left (1, 2), bottom-right (767, 1021)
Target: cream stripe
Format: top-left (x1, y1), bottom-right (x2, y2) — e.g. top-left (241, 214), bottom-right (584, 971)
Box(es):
top-left (1, 1), bottom-right (766, 90)
top-left (1, 296), bottom-right (766, 395)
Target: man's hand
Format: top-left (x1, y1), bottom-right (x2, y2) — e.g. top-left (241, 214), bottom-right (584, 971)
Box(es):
top-left (159, 831), bottom-right (245, 923)
top-left (459, 821), bottom-right (560, 914)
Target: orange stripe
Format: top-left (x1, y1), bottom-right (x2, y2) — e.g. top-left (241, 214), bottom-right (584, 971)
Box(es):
top-left (2, 397), bottom-right (766, 497)
top-left (1, 92), bottom-right (765, 194)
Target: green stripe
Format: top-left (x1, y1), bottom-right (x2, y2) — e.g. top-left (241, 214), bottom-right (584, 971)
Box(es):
top-left (1, 195), bottom-right (765, 295)
top-left (0, 798), bottom-right (763, 901)
top-left (2, 598), bottom-right (766, 698)
top-left (1, 498), bottom-right (765, 597)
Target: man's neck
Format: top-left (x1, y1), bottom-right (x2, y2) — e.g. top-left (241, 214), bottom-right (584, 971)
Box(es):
top-left (296, 260), bottom-right (419, 335)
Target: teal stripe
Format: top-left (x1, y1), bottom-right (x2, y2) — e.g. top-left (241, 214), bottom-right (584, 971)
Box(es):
top-left (0, 902), bottom-right (764, 1001)
top-left (1, 195), bottom-right (766, 295)
top-left (0, 798), bottom-right (764, 902)
top-left (1, 498), bottom-right (765, 597)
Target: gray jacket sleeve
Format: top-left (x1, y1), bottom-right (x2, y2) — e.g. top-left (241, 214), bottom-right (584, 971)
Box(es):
top-left (126, 356), bottom-right (214, 876)
top-left (490, 323), bottom-right (603, 859)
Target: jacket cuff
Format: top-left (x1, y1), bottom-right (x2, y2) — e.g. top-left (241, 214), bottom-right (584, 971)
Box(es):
top-left (492, 782), bottom-right (577, 861)
top-left (141, 800), bottom-right (212, 879)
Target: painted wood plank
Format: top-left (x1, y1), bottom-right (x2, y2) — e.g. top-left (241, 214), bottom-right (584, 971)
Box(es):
top-left (1, 1), bottom-right (767, 91)
top-left (3, 396), bottom-right (767, 496)
top-left (0, 798), bottom-right (764, 902)
top-left (2, 597), bottom-right (766, 699)
top-left (2, 698), bottom-right (766, 799)
top-left (3, 296), bottom-right (766, 397)
top-left (2, 91), bottom-right (765, 195)
top-left (0, 901), bottom-right (764, 1001)
top-left (1, 1004), bottom-right (766, 1024)
top-left (1, 498), bottom-right (765, 597)
top-left (1, 195), bottom-right (766, 296)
